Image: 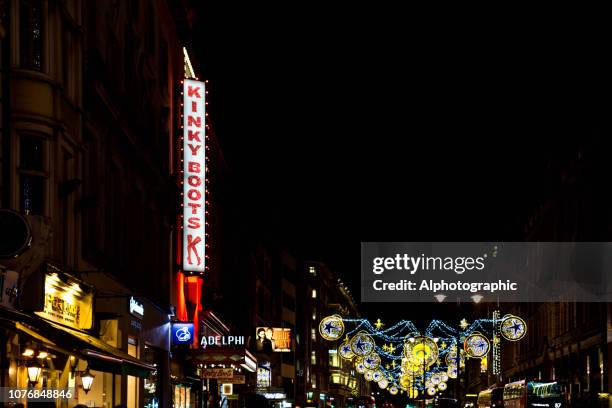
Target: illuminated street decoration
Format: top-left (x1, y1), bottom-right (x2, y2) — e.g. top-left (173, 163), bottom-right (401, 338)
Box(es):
top-left (492, 309), bottom-right (502, 375)
top-left (318, 314), bottom-right (527, 396)
top-left (404, 336), bottom-right (439, 367)
top-left (500, 314), bottom-right (527, 341)
top-left (182, 79), bottom-right (207, 273)
top-left (319, 314), bottom-right (345, 340)
top-left (350, 332), bottom-right (375, 357)
top-left (464, 332), bottom-right (490, 358)
top-left (363, 353), bottom-right (381, 370)
top-left (338, 340), bottom-right (355, 359)
top-left (355, 358), bottom-right (366, 374)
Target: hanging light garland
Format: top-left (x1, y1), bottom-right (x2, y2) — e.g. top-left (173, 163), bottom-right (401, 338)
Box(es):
top-left (319, 313), bottom-right (527, 397)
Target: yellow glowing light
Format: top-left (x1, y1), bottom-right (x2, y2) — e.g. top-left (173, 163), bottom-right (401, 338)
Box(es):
top-left (22, 349), bottom-right (34, 357)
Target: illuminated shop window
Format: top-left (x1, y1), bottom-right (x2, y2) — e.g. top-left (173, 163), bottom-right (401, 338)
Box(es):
top-left (311, 289), bottom-right (317, 298)
top-left (20, 0), bottom-right (43, 71)
top-left (311, 328), bottom-right (316, 341)
top-left (311, 373), bottom-right (317, 389)
top-left (311, 350), bottom-right (316, 365)
top-left (312, 308), bottom-right (316, 321)
top-left (309, 266), bottom-right (316, 276)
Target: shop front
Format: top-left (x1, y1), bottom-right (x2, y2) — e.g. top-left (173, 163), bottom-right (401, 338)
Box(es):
top-left (0, 263), bottom-right (156, 407)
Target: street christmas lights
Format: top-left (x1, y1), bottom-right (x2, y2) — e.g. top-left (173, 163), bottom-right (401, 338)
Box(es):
top-left (319, 313), bottom-right (527, 396)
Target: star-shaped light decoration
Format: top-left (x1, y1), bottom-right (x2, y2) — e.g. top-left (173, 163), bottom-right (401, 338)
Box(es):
top-left (459, 318), bottom-right (469, 330)
top-left (385, 364), bottom-right (390, 370)
top-left (375, 319), bottom-right (385, 330)
top-left (382, 344), bottom-right (389, 352)
top-left (440, 342), bottom-right (447, 350)
top-left (388, 343), bottom-right (396, 353)
top-left (391, 360), bottom-right (396, 368)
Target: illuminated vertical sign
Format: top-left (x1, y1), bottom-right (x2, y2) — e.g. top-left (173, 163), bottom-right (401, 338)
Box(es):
top-left (182, 79), bottom-right (206, 272)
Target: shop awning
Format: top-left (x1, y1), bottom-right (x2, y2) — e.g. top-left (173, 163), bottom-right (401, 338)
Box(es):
top-left (0, 307), bottom-right (155, 378)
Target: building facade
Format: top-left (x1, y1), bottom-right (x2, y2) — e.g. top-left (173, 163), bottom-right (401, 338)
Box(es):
top-left (296, 261), bottom-right (371, 408)
top-left (499, 136), bottom-right (612, 406)
top-left (0, 0), bottom-right (200, 406)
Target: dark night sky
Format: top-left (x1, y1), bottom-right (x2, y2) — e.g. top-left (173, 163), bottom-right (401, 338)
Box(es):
top-left (195, 5), bottom-right (610, 299)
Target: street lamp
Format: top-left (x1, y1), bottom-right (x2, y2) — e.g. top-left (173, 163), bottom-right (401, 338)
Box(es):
top-left (80, 367), bottom-right (95, 394)
top-left (27, 360), bottom-right (42, 386)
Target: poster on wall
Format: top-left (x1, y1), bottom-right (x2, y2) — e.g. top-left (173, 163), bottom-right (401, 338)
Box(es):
top-left (255, 327), bottom-right (292, 352)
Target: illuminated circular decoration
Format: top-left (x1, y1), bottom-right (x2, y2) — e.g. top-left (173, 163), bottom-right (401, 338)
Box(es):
top-left (438, 382), bottom-right (448, 391)
top-left (464, 332), bottom-right (490, 358)
top-left (364, 370), bottom-right (374, 381)
top-left (445, 350), bottom-right (457, 365)
top-left (500, 315), bottom-right (527, 341)
top-left (338, 341), bottom-right (355, 360)
top-left (399, 375), bottom-right (412, 390)
top-left (440, 372), bottom-right (449, 382)
top-left (427, 387), bottom-right (437, 396)
top-left (403, 362), bottom-right (421, 373)
top-left (447, 366), bottom-right (458, 379)
top-left (319, 315), bottom-right (345, 341)
top-left (378, 378), bottom-right (389, 389)
top-left (431, 374), bottom-right (442, 385)
top-left (408, 388), bottom-right (418, 399)
top-left (363, 353), bottom-right (381, 370)
top-left (404, 337), bottom-right (439, 367)
top-left (350, 332), bottom-right (375, 357)
top-left (389, 385), bottom-right (399, 395)
top-left (372, 370), bottom-right (384, 382)
top-left (425, 379), bottom-right (433, 388)
top-left (355, 358), bottom-right (366, 374)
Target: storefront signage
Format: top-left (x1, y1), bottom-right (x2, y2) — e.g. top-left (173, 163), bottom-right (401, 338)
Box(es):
top-left (129, 296), bottom-right (144, 319)
top-left (201, 368), bottom-right (233, 379)
top-left (172, 322), bottom-right (195, 345)
top-left (260, 392), bottom-right (287, 400)
top-left (182, 78), bottom-right (207, 273)
top-left (36, 272), bottom-right (93, 330)
top-left (255, 327), bottom-right (292, 352)
top-left (200, 335), bottom-right (245, 349)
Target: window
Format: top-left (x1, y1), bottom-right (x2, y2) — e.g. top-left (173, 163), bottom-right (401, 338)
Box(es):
top-left (20, 0), bottom-right (43, 71)
top-left (311, 350), bottom-right (316, 365)
top-left (312, 308), bottom-right (316, 321)
top-left (329, 349), bottom-right (340, 368)
top-left (19, 135), bottom-right (45, 215)
top-left (311, 373), bottom-right (317, 389)
top-left (309, 266), bottom-right (316, 275)
top-left (311, 289), bottom-right (317, 298)
top-left (311, 328), bottom-right (316, 341)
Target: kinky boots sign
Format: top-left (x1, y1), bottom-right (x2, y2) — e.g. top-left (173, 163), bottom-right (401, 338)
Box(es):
top-left (182, 79), bottom-right (207, 273)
